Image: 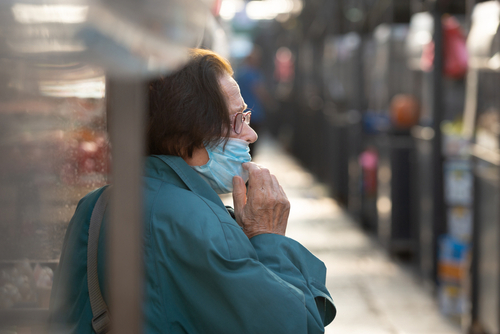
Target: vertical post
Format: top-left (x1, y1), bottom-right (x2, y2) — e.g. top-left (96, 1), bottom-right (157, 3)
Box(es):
top-left (430, 0), bottom-right (446, 284)
top-left (465, 0), bottom-right (476, 31)
top-left (462, 69), bottom-right (479, 140)
top-left (107, 79), bottom-right (146, 334)
top-left (470, 156), bottom-right (480, 330)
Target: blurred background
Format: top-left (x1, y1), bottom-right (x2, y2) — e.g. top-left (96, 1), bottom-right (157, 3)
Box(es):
top-left (0, 0), bottom-right (499, 333)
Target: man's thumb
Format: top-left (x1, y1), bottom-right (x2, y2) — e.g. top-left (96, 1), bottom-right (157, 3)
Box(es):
top-left (232, 176), bottom-right (246, 213)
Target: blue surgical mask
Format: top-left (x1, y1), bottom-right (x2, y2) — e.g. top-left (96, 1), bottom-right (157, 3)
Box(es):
top-left (191, 138), bottom-right (251, 194)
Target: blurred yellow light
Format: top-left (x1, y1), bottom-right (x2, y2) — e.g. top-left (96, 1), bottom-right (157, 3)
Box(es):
top-left (415, 31), bottom-right (432, 45)
top-left (220, 0), bottom-right (245, 20)
top-left (246, 0), bottom-right (295, 20)
top-left (377, 196), bottom-right (392, 215)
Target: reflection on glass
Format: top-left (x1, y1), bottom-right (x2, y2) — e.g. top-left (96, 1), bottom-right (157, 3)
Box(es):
top-left (11, 4), bottom-right (89, 24)
top-left (0, 62), bottom-right (109, 314)
top-left (0, 0), bottom-right (214, 329)
top-left (2, 0), bottom-right (207, 77)
top-left (39, 76), bottom-right (105, 98)
top-left (7, 40), bottom-right (87, 54)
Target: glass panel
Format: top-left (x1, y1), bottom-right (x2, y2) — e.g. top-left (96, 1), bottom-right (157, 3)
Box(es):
top-left (0, 60), bottom-right (109, 314)
top-left (0, 0), bottom-right (216, 330)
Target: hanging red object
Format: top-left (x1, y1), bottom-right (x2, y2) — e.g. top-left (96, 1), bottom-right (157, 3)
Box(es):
top-left (420, 15), bottom-right (468, 79)
top-left (443, 16), bottom-right (468, 79)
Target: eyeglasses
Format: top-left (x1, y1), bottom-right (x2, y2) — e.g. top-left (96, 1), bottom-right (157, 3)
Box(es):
top-left (231, 111), bottom-right (251, 134)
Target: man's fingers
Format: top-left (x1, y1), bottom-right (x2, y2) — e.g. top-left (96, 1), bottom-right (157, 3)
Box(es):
top-left (232, 176), bottom-right (247, 214)
top-left (242, 162), bottom-right (259, 171)
top-left (242, 162), bottom-right (265, 170)
top-left (244, 163), bottom-right (265, 190)
top-left (271, 174), bottom-right (280, 191)
top-left (236, 163), bottom-right (291, 238)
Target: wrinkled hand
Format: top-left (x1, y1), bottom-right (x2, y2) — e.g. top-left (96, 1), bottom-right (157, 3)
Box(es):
top-left (232, 162), bottom-right (290, 239)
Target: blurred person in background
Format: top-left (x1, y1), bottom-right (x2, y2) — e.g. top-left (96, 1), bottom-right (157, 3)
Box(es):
top-left (235, 45), bottom-right (277, 155)
top-left (49, 48), bottom-right (335, 333)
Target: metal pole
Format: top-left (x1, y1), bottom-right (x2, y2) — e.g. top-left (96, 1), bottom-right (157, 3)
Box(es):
top-left (465, 0), bottom-right (476, 31)
top-left (107, 79), bottom-right (146, 334)
top-left (430, 0), bottom-right (446, 285)
top-left (470, 156), bottom-right (480, 332)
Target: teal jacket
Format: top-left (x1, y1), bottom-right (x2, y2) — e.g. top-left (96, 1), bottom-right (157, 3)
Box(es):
top-left (49, 155), bottom-right (336, 333)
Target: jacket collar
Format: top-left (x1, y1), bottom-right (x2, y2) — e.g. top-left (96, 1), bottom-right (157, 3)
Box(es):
top-left (146, 155), bottom-right (227, 211)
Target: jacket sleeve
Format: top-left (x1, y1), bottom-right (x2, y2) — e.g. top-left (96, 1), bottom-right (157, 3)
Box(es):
top-left (250, 233), bottom-right (336, 330)
top-left (147, 197), bottom-right (336, 334)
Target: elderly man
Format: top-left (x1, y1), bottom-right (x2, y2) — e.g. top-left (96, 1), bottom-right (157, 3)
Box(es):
top-left (50, 49), bottom-right (336, 333)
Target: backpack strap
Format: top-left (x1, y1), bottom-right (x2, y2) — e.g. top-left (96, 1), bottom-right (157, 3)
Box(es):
top-left (87, 186), bottom-right (112, 334)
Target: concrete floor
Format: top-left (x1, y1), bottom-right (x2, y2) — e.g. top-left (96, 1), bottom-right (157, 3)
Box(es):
top-left (227, 135), bottom-right (464, 334)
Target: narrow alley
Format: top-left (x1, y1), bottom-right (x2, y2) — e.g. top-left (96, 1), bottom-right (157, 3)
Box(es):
top-left (246, 135), bottom-right (464, 334)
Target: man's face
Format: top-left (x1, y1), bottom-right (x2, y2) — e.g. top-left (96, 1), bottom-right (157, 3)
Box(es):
top-left (219, 74), bottom-right (258, 143)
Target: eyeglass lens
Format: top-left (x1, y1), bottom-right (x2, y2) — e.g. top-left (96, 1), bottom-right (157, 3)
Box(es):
top-left (234, 112), bottom-right (251, 134)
